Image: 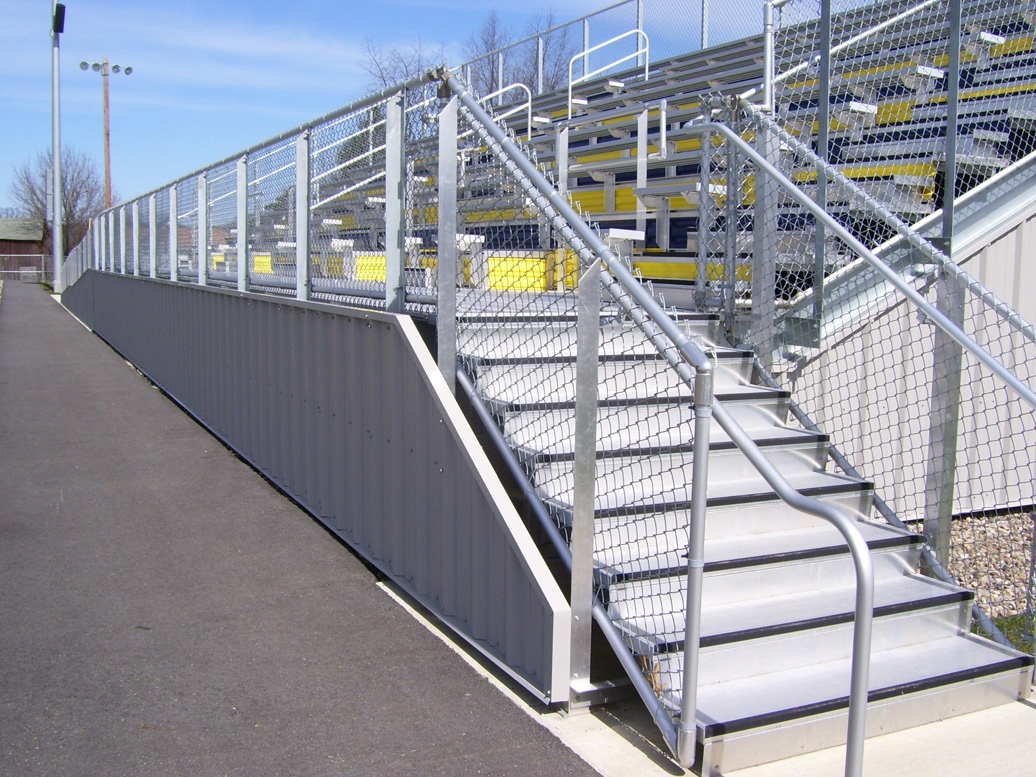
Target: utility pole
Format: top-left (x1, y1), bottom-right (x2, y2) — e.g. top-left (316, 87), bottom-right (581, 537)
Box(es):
top-left (51, 3), bottom-right (65, 292)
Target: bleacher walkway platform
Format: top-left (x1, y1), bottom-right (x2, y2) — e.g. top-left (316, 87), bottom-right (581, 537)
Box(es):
top-left (0, 280), bottom-right (603, 777)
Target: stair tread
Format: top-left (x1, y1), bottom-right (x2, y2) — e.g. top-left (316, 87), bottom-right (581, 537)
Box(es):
top-left (688, 635), bottom-right (1033, 735)
top-left (596, 519), bottom-right (911, 582)
top-left (613, 573), bottom-right (969, 651)
top-left (544, 464), bottom-right (870, 516)
top-left (513, 422), bottom-right (824, 460)
top-left (490, 383), bottom-right (789, 412)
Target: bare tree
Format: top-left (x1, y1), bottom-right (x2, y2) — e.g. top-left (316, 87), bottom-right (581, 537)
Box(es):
top-left (463, 11), bottom-right (513, 96)
top-left (362, 37), bottom-right (444, 90)
top-left (9, 147), bottom-right (106, 254)
top-left (461, 9), bottom-right (575, 98)
top-left (513, 10), bottom-right (576, 93)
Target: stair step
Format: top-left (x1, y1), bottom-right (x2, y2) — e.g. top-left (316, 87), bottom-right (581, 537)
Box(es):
top-left (470, 351), bottom-right (752, 404)
top-left (489, 384), bottom-right (790, 418)
top-left (540, 455), bottom-right (870, 516)
top-left (609, 529), bottom-right (922, 615)
top-left (594, 486), bottom-right (873, 547)
top-left (531, 437), bottom-right (830, 504)
top-left (500, 397), bottom-right (792, 453)
top-left (685, 637), bottom-right (1034, 774)
top-left (594, 518), bottom-right (911, 587)
top-left (511, 415), bottom-right (822, 460)
top-left (614, 573), bottom-right (972, 655)
top-left (457, 317), bottom-right (722, 360)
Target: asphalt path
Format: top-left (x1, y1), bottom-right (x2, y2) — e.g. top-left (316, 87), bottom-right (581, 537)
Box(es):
top-left (0, 279), bottom-right (600, 777)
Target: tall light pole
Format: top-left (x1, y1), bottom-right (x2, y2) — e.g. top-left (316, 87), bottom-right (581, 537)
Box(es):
top-left (79, 58), bottom-right (133, 209)
top-left (52, 3), bottom-right (65, 292)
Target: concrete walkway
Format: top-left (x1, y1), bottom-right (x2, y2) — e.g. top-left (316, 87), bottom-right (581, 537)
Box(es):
top-left (0, 279), bottom-right (601, 776)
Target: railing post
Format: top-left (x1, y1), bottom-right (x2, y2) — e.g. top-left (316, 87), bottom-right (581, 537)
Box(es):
top-left (108, 210), bottom-right (116, 272)
top-left (148, 194), bottom-right (157, 279)
top-left (198, 173), bottom-right (209, 287)
top-left (636, 108), bottom-right (648, 237)
top-left (942, 0), bottom-right (961, 246)
top-left (385, 91), bottom-right (406, 313)
top-left (169, 183), bottom-right (179, 283)
top-left (437, 96), bottom-right (459, 395)
top-left (677, 361), bottom-right (714, 769)
top-left (93, 218), bottom-right (100, 270)
top-left (131, 199), bottom-right (140, 276)
top-left (701, 0), bottom-right (709, 49)
top-left (536, 36), bottom-right (545, 95)
top-left (570, 257), bottom-right (601, 712)
top-left (699, 112), bottom-right (713, 300)
top-left (923, 271), bottom-right (965, 567)
top-left (811, 0), bottom-right (832, 344)
top-left (582, 18), bottom-right (590, 78)
top-left (496, 53), bottom-right (505, 105)
top-left (119, 206), bottom-right (127, 274)
top-left (296, 130), bottom-right (311, 301)
top-left (237, 155), bottom-right (249, 292)
top-left (752, 122), bottom-right (779, 371)
top-left (636, 0), bottom-right (645, 67)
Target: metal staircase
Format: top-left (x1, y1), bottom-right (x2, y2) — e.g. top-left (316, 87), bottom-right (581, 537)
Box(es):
top-left (456, 298), bottom-right (1034, 775)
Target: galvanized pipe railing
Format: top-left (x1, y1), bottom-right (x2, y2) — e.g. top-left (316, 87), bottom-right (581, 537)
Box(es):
top-left (435, 66), bottom-right (875, 777)
top-left (686, 116), bottom-right (1036, 414)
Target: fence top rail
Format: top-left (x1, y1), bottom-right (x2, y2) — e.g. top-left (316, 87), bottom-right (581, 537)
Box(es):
top-left (110, 69), bottom-right (439, 209)
top-left (683, 113), bottom-right (1036, 412)
top-left (458, 0), bottom-right (637, 71)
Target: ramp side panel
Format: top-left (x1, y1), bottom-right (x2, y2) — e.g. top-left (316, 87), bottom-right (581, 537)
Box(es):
top-left (61, 271), bottom-right (571, 702)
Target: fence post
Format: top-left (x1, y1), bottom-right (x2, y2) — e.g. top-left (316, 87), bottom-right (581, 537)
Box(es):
top-left (701, 0), bottom-right (709, 49)
top-left (119, 206), bottom-right (127, 274)
top-left (677, 361), bottom-right (714, 768)
top-left (636, 108), bottom-right (648, 237)
top-left (699, 114), bottom-right (713, 300)
top-left (570, 257), bottom-right (601, 712)
top-left (237, 156), bottom-right (249, 292)
top-left (93, 218), bottom-right (100, 270)
top-left (385, 91), bottom-right (406, 313)
top-left (296, 131), bottom-right (311, 301)
top-left (170, 183), bottom-right (179, 283)
top-left (437, 96), bottom-right (458, 394)
top-left (148, 194), bottom-right (157, 279)
top-left (537, 36), bottom-right (545, 94)
top-left (131, 200), bottom-right (140, 276)
top-left (198, 173), bottom-right (209, 287)
top-left (811, 0), bottom-right (832, 345)
top-left (108, 210), bottom-right (116, 272)
top-left (752, 123), bottom-right (779, 370)
top-left (923, 272), bottom-right (965, 568)
top-left (942, 0), bottom-right (961, 246)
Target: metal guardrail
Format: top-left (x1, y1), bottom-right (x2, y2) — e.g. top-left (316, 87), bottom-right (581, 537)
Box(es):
top-left (436, 66), bottom-right (875, 777)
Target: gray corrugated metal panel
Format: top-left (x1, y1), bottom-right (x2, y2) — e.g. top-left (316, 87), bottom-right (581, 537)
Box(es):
top-left (62, 271), bottom-right (571, 701)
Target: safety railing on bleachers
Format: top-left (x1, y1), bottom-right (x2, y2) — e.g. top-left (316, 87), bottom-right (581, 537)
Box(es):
top-left (59, 0), bottom-right (1036, 769)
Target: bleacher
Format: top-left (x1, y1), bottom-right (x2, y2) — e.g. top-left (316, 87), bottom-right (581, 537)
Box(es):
top-left (456, 0), bottom-right (1036, 292)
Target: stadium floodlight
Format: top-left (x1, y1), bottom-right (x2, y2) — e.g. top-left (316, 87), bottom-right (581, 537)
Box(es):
top-left (79, 58), bottom-right (133, 209)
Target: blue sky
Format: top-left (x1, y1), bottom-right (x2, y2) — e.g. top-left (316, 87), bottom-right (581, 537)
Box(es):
top-left (1, 0), bottom-right (774, 211)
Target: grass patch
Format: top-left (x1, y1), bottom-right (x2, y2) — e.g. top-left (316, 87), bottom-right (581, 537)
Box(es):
top-left (974, 613), bottom-right (1034, 652)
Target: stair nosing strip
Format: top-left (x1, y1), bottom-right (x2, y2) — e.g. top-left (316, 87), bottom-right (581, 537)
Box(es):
top-left (596, 532), bottom-right (920, 586)
top-left (700, 656), bottom-right (1036, 739)
top-left (636, 590), bottom-right (974, 654)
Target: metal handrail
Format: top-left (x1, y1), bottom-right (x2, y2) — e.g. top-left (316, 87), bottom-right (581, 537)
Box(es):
top-left (436, 66), bottom-right (874, 777)
top-left (740, 0), bottom-right (943, 102)
top-left (568, 30), bottom-right (649, 118)
top-left (717, 109), bottom-right (1036, 412)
